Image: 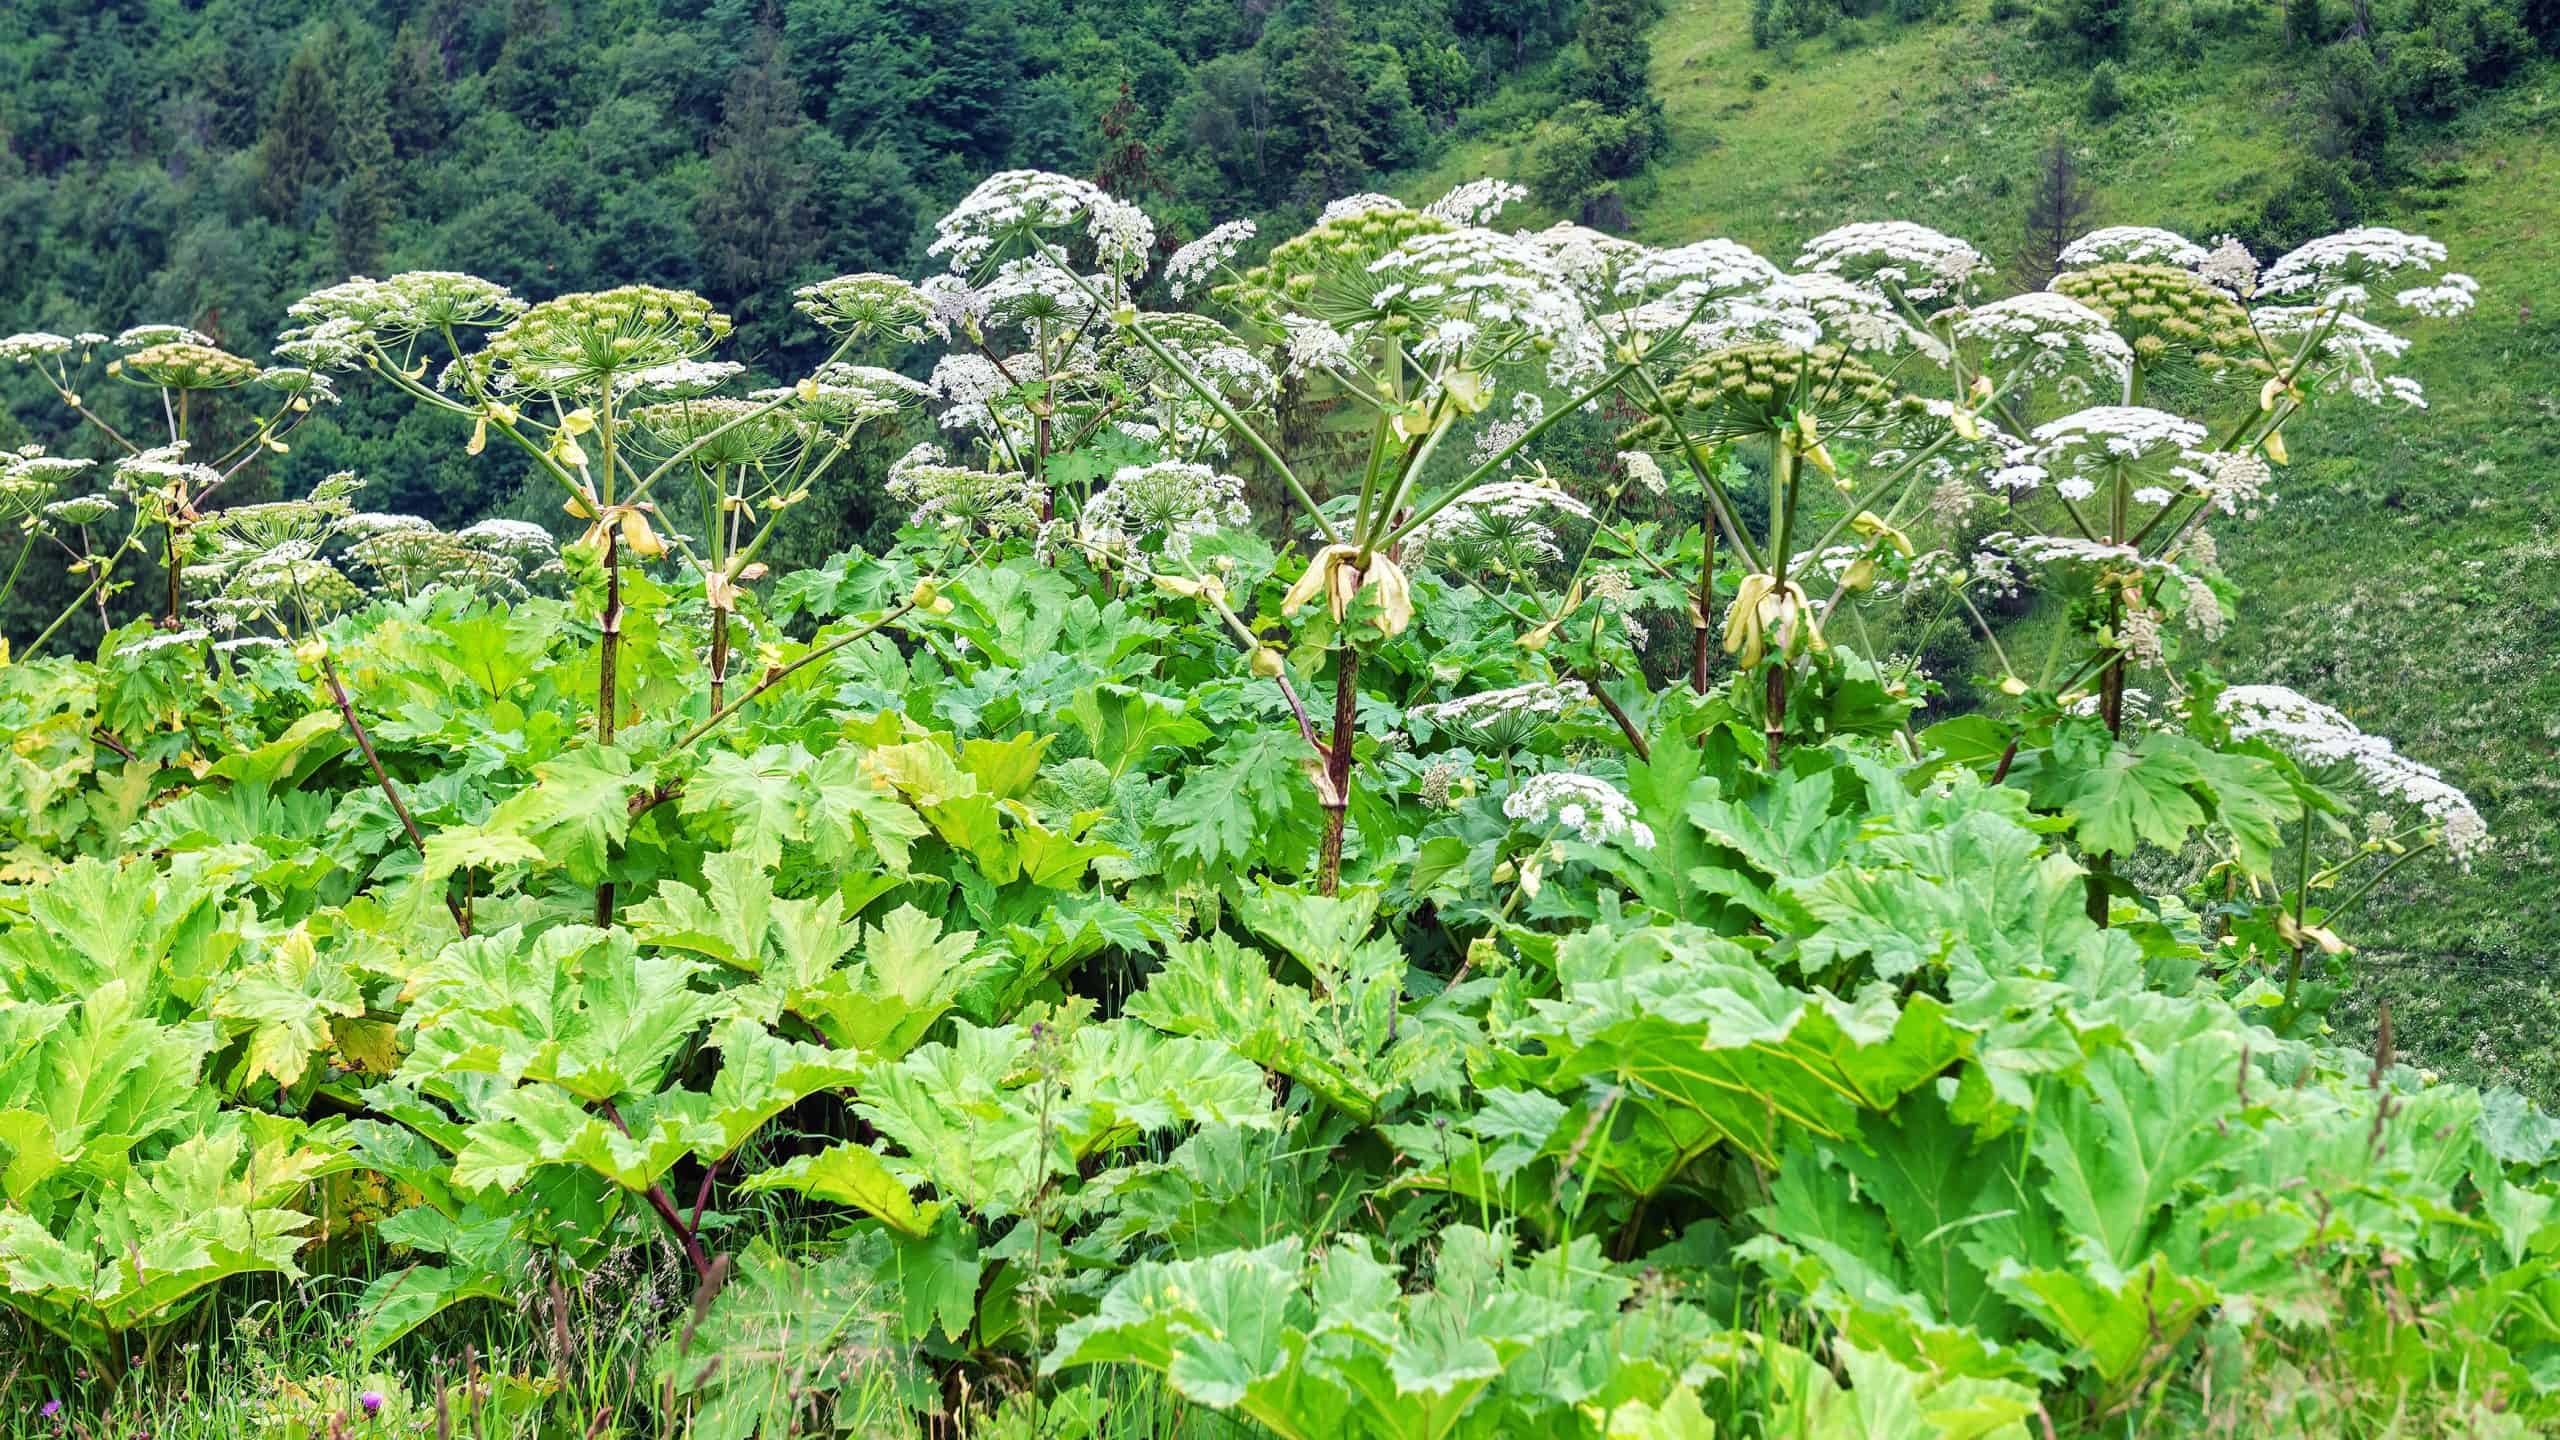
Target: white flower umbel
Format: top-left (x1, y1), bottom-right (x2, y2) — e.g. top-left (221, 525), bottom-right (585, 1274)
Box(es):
top-left (1425, 179), bottom-right (1528, 227)
top-left (2256, 227), bottom-right (2449, 302)
top-left (929, 169), bottom-right (1156, 277)
top-left (792, 273), bottom-right (935, 341)
top-left (1411, 680), bottom-right (1591, 750)
top-left (457, 517), bottom-right (560, 562)
top-left (1764, 271), bottom-right (1936, 356)
top-left (1366, 227), bottom-right (1599, 385)
top-left (1320, 193), bottom-right (1407, 222)
top-left (887, 442), bottom-right (1042, 537)
top-left (0, 332), bottom-right (74, 363)
top-left (2028, 406), bottom-right (2213, 500)
top-left (2394, 272), bottom-right (2479, 319)
top-left (2218, 684), bottom-right (2488, 860)
top-left (1619, 450), bottom-right (1668, 496)
top-left (2056, 226), bottom-right (2209, 269)
top-left (1522, 223), bottom-right (1650, 294)
top-left (2196, 235), bottom-right (2260, 298)
top-left (1166, 220), bottom-right (1257, 301)
top-left (113, 324), bottom-right (216, 350)
top-left (1077, 461), bottom-right (1251, 559)
top-left (2251, 306), bottom-right (2425, 408)
top-left (1408, 471), bottom-right (1596, 575)
top-left (1953, 292), bottom-right (2134, 387)
top-left (614, 359), bottom-right (745, 401)
top-left (1504, 770), bottom-right (1656, 849)
top-left (1794, 222), bottom-right (1989, 303)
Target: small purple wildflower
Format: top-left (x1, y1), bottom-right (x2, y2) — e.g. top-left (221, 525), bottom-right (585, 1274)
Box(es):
top-left (38, 1399), bottom-right (63, 1420)
top-left (358, 1390), bottom-right (385, 1419)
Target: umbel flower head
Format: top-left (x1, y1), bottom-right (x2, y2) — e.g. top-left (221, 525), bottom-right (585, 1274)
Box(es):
top-left (886, 442), bottom-right (1042, 538)
top-left (0, 448), bottom-right (95, 524)
top-left (284, 271), bottom-right (526, 353)
top-left (793, 273), bottom-right (935, 342)
top-left (1407, 478), bottom-right (1595, 577)
top-left (1794, 222), bottom-right (1989, 304)
top-left (481, 285), bottom-right (730, 395)
top-left (2025, 406), bottom-right (2213, 502)
top-left (753, 370), bottom-right (912, 432)
top-left (626, 397), bottom-right (809, 469)
top-left (1624, 341), bottom-right (1909, 446)
top-left (1077, 460), bottom-right (1250, 560)
top-left (2217, 683), bottom-right (2488, 861)
top-left (2049, 262), bottom-right (2263, 376)
top-left (1165, 220), bottom-right (1258, 301)
top-left (1410, 680), bottom-right (1591, 750)
top-left (1503, 770), bottom-right (1656, 849)
top-left (2056, 226), bottom-right (2210, 269)
top-left (930, 169), bottom-right (1156, 277)
top-left (113, 324), bottom-right (214, 350)
top-left (0, 332), bottom-right (77, 364)
top-left (1952, 292), bottom-right (2134, 389)
top-left (2256, 226), bottom-right (2452, 303)
top-left (113, 342), bottom-right (260, 391)
top-left (1215, 201), bottom-right (1456, 334)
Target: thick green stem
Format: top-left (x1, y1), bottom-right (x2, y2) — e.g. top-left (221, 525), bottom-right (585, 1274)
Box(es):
top-left (323, 654), bottom-right (469, 936)
top-left (1689, 522), bottom-right (1716, 695)
top-left (2282, 807), bottom-right (2317, 1009)
top-left (1318, 643), bottom-right (1360, 895)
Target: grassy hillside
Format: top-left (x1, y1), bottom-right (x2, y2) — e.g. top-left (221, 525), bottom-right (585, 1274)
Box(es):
top-left (1417, 0), bottom-right (2560, 1099)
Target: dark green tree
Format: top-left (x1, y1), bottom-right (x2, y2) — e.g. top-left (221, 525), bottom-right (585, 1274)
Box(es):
top-left (1281, 0), bottom-right (1370, 205)
top-left (697, 22), bottom-right (820, 324)
top-left (334, 50), bottom-right (397, 275)
top-left (2019, 133), bottom-right (2096, 284)
top-left (253, 31), bottom-right (340, 222)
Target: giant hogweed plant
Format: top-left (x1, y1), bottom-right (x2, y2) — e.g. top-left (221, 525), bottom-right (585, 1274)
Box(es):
top-left (0, 176), bottom-right (2543, 1439)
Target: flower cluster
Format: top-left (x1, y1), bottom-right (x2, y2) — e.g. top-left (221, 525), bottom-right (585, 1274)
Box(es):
top-left (0, 332), bottom-right (78, 364)
top-left (886, 442), bottom-right (1042, 538)
top-left (345, 515), bottom-right (557, 600)
top-left (2249, 305), bottom-right (2426, 408)
top-left (1794, 222), bottom-right (1988, 303)
top-left (2256, 227), bottom-right (2451, 302)
top-left (1626, 341), bottom-right (1907, 445)
top-left (113, 342), bottom-right (260, 391)
top-left (929, 169), bottom-right (1155, 276)
top-left (1165, 221), bottom-right (1257, 301)
top-left (1407, 478), bottom-right (1595, 575)
top-left (793, 273), bottom-right (935, 341)
top-left (2025, 406), bottom-right (2213, 501)
top-left (0, 448), bottom-right (95, 525)
top-left (481, 285), bottom-right (730, 395)
top-left (2057, 226), bottom-right (2212, 269)
top-left (1424, 178), bottom-right (1528, 227)
top-left (1077, 461), bottom-right (1250, 560)
top-left (1409, 680), bottom-right (1590, 750)
top-left (1503, 770), bottom-right (1656, 849)
top-left (2218, 684), bottom-right (2488, 860)
top-left (2196, 236), bottom-right (2260, 298)
top-left (627, 396), bottom-right (809, 468)
top-left (2048, 263), bottom-right (2261, 375)
top-left (1952, 292), bottom-right (2134, 387)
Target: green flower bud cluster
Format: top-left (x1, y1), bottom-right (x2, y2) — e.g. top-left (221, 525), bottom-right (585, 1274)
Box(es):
top-left (115, 342), bottom-right (261, 391)
top-left (628, 397), bottom-right (807, 468)
top-left (792, 273), bottom-right (933, 342)
top-left (1625, 341), bottom-right (1910, 445)
top-left (1215, 207), bottom-right (1453, 326)
top-left (485, 285), bottom-right (731, 394)
top-left (2050, 263), bottom-right (2265, 376)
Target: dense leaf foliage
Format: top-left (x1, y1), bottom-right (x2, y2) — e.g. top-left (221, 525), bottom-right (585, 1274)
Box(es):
top-left (0, 173), bottom-right (2547, 1439)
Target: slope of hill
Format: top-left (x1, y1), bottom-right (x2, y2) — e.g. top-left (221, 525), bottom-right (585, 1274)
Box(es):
top-left (1415, 0), bottom-right (2560, 1098)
